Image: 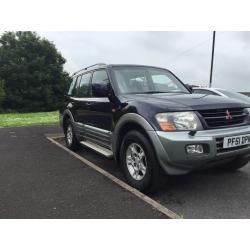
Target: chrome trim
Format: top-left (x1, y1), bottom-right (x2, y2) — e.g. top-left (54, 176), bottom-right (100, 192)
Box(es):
top-left (74, 123), bottom-right (112, 149)
top-left (80, 141), bottom-right (113, 158)
top-left (84, 124), bottom-right (112, 135)
top-left (72, 63), bottom-right (106, 76)
top-left (72, 97), bottom-right (109, 102)
top-left (84, 134), bottom-right (111, 148)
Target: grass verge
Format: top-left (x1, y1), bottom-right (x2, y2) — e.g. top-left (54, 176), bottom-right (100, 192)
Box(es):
top-left (0, 111), bottom-right (59, 127)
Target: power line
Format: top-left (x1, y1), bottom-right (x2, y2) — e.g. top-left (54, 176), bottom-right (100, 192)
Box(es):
top-left (170, 32), bottom-right (224, 61)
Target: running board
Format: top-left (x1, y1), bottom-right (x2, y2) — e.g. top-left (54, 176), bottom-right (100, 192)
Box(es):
top-left (80, 141), bottom-right (113, 158)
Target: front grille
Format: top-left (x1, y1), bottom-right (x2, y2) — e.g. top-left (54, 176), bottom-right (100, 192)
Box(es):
top-left (216, 137), bottom-right (249, 153)
top-left (199, 108), bottom-right (248, 129)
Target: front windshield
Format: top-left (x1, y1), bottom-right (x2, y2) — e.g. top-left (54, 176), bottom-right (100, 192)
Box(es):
top-left (113, 66), bottom-right (189, 94)
top-left (219, 89), bottom-right (250, 104)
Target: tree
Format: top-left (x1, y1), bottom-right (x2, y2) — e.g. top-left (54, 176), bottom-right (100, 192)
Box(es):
top-left (0, 31), bottom-right (70, 112)
top-left (0, 79), bottom-right (6, 110)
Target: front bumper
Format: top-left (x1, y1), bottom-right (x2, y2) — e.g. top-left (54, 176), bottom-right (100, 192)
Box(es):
top-left (148, 125), bottom-right (250, 175)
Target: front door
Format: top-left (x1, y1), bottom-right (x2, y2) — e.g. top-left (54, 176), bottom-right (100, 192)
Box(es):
top-left (83, 69), bottom-right (113, 148)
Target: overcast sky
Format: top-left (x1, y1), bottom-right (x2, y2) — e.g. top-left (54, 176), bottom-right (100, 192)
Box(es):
top-left (38, 31), bottom-right (250, 91)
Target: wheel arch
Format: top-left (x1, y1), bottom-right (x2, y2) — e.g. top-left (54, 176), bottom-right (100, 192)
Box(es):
top-left (112, 113), bottom-right (155, 163)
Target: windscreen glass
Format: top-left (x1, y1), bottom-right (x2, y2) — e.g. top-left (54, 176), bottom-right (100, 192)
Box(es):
top-left (113, 67), bottom-right (189, 94)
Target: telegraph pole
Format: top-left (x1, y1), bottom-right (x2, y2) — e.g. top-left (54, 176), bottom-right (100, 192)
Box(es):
top-left (209, 31), bottom-right (216, 87)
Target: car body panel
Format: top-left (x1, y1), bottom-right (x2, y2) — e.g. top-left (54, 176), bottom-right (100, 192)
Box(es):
top-left (193, 87), bottom-right (250, 105)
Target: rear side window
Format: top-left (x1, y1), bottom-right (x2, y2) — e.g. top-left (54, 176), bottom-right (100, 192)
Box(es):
top-left (92, 70), bottom-right (109, 84)
top-left (75, 73), bottom-right (92, 97)
top-left (67, 77), bottom-right (77, 96)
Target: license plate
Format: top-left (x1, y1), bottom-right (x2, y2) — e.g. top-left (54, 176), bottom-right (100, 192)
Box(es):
top-left (223, 134), bottom-right (250, 149)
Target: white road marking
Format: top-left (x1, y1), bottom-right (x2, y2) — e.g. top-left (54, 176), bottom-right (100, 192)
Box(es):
top-left (47, 136), bottom-right (181, 219)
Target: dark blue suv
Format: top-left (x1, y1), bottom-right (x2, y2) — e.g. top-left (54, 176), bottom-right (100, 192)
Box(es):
top-left (60, 63), bottom-right (250, 192)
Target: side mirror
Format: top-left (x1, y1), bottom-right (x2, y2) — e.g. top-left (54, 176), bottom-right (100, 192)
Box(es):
top-left (185, 84), bottom-right (193, 93)
top-left (92, 83), bottom-right (109, 97)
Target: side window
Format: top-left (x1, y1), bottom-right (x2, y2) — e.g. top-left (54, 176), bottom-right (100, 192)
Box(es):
top-left (67, 77), bottom-right (77, 96)
top-left (72, 75), bottom-right (82, 96)
top-left (75, 73), bottom-right (92, 97)
top-left (92, 70), bottom-right (109, 84)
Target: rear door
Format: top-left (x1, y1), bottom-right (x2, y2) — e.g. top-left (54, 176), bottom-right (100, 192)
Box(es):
top-left (66, 74), bottom-right (82, 122)
top-left (72, 72), bottom-right (92, 124)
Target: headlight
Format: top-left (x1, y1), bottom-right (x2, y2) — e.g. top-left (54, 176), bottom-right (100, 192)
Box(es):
top-left (155, 112), bottom-right (203, 131)
top-left (245, 108), bottom-right (250, 114)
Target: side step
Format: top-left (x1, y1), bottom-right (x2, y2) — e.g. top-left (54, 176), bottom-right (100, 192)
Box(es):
top-left (80, 141), bottom-right (113, 158)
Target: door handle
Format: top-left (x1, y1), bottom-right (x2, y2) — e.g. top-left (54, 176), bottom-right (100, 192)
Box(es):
top-left (86, 102), bottom-right (92, 106)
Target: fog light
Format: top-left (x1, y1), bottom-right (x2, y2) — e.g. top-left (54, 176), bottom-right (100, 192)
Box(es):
top-left (186, 144), bottom-right (204, 154)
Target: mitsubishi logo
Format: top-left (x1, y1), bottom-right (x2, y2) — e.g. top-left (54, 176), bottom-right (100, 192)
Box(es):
top-left (226, 110), bottom-right (233, 120)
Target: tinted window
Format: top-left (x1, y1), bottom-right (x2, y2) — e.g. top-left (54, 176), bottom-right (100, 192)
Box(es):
top-left (75, 73), bottom-right (91, 97)
top-left (67, 77), bottom-right (77, 96)
top-left (92, 70), bottom-right (109, 84)
top-left (71, 75), bottom-right (82, 96)
top-left (113, 66), bottom-right (189, 94)
top-left (193, 89), bottom-right (219, 96)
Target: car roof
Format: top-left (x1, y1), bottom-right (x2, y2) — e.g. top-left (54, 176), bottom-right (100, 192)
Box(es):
top-left (108, 64), bottom-right (167, 70)
top-left (72, 63), bottom-right (170, 77)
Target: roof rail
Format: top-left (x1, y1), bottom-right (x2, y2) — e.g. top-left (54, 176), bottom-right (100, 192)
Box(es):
top-left (72, 63), bottom-right (106, 76)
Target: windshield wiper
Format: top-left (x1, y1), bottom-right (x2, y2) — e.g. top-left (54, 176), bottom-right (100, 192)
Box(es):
top-left (141, 91), bottom-right (189, 94)
top-left (129, 91), bottom-right (189, 94)
top-left (140, 91), bottom-right (170, 94)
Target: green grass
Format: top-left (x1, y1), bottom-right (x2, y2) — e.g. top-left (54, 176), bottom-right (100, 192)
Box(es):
top-left (0, 111), bottom-right (59, 127)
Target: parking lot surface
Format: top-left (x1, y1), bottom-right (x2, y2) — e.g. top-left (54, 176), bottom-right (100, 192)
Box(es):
top-left (1, 125), bottom-right (250, 218)
top-left (56, 130), bottom-right (250, 219)
top-left (0, 125), bottom-right (166, 219)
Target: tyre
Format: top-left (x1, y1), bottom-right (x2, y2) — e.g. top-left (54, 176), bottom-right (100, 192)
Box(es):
top-left (218, 156), bottom-right (250, 171)
top-left (64, 119), bottom-right (80, 151)
top-left (120, 130), bottom-right (166, 192)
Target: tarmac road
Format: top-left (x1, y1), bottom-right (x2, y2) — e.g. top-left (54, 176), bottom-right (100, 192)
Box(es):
top-left (1, 125), bottom-right (250, 218)
top-left (57, 129), bottom-right (250, 219)
top-left (0, 125), bottom-right (166, 219)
